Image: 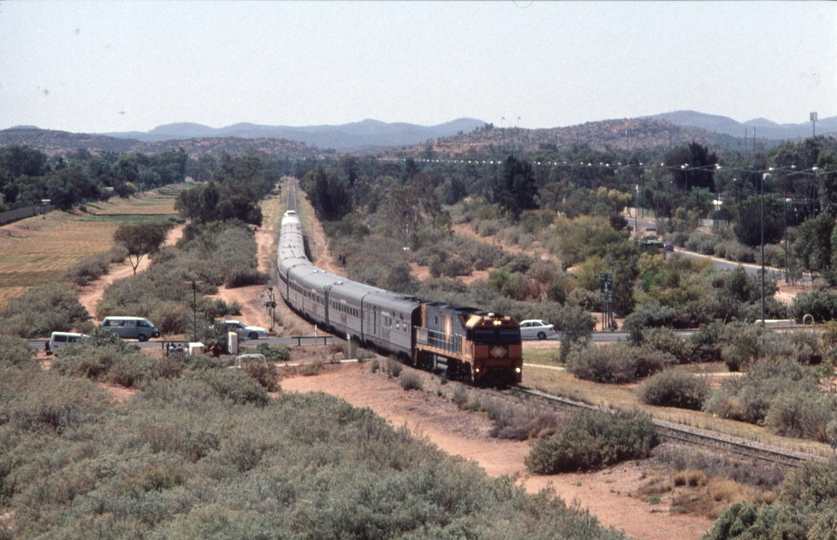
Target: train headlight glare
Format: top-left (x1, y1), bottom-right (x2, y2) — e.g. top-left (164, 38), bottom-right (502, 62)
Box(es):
top-left (515, 368), bottom-right (521, 373)
top-left (475, 368), bottom-right (480, 373)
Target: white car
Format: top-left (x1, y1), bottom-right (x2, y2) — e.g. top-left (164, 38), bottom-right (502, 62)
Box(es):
top-left (222, 320), bottom-right (268, 340)
top-left (519, 319), bottom-right (557, 340)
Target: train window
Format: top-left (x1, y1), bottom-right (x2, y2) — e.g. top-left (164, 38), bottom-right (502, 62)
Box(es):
top-left (499, 329), bottom-right (521, 342)
top-left (472, 329), bottom-right (495, 343)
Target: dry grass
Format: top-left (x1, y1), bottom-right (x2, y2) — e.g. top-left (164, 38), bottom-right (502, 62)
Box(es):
top-left (673, 469), bottom-right (707, 487)
top-left (0, 188), bottom-right (180, 304)
top-left (85, 185), bottom-right (183, 215)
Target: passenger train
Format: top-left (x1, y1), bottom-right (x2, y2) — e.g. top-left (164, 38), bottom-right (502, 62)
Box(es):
top-left (276, 207), bottom-right (523, 385)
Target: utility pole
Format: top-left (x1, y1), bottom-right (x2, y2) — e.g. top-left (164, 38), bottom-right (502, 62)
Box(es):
top-left (811, 112), bottom-right (818, 137)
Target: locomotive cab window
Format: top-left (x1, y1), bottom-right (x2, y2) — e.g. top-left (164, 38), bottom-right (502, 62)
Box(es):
top-left (471, 329), bottom-right (496, 343)
top-left (499, 329), bottom-right (521, 343)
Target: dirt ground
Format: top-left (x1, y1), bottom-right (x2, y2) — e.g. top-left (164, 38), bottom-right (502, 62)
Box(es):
top-left (281, 363), bottom-right (714, 540)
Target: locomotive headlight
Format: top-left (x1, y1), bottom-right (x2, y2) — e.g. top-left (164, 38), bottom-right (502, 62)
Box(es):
top-left (515, 368), bottom-right (521, 373)
top-left (475, 368), bottom-right (480, 373)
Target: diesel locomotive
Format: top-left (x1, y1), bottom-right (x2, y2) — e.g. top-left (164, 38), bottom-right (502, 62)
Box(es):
top-left (276, 203), bottom-right (522, 385)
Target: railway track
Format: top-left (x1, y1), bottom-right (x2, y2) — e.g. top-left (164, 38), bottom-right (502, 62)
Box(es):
top-left (511, 385), bottom-right (827, 468)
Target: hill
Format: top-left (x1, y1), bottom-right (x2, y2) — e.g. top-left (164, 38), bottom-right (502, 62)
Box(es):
top-left (383, 118), bottom-right (752, 159)
top-left (642, 110), bottom-right (836, 140)
top-left (3, 112), bottom-right (834, 160)
top-left (0, 128), bottom-right (326, 159)
top-left (103, 118), bottom-right (486, 150)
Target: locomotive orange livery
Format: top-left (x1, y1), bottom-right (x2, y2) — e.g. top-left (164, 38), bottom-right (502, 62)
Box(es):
top-left (413, 304), bottom-right (522, 384)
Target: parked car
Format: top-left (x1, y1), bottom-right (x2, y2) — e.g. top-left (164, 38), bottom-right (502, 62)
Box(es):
top-left (222, 320), bottom-right (268, 340)
top-left (100, 316), bottom-right (160, 341)
top-left (47, 331), bottom-right (87, 354)
top-left (519, 319), bottom-right (557, 340)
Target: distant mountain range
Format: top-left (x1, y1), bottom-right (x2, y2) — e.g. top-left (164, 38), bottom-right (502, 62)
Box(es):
top-left (101, 118), bottom-right (486, 151)
top-left (1, 112), bottom-right (833, 159)
top-left (642, 110), bottom-right (835, 140)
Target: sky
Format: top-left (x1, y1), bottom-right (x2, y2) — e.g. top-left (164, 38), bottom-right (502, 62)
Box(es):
top-left (1, 1), bottom-right (835, 134)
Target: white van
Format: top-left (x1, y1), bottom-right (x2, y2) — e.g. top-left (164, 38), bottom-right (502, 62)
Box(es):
top-left (100, 316), bottom-right (160, 341)
top-left (47, 332), bottom-right (87, 354)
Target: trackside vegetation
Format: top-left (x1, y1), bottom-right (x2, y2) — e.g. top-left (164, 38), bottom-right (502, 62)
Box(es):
top-left (96, 220), bottom-right (266, 335)
top-left (525, 410), bottom-right (659, 474)
top-left (0, 336), bottom-right (629, 540)
top-left (703, 462), bottom-right (837, 540)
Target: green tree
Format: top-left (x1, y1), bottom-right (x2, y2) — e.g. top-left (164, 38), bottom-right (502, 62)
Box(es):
top-left (114, 222), bottom-right (170, 275)
top-left (492, 155), bottom-right (538, 221)
top-left (794, 212), bottom-right (835, 276)
top-left (664, 142), bottom-right (718, 193)
top-left (733, 195), bottom-right (785, 247)
top-left (303, 165), bottom-right (353, 221)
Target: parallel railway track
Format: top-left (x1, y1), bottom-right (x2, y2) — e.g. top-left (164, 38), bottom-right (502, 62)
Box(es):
top-left (512, 385), bottom-right (827, 468)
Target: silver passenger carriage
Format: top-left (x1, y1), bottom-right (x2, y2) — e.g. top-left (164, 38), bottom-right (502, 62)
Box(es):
top-left (361, 290), bottom-right (422, 357)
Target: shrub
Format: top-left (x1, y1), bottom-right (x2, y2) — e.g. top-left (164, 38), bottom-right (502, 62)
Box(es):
top-left (299, 360), bottom-right (323, 376)
top-left (638, 369), bottom-right (710, 410)
top-left (0, 335), bottom-right (36, 369)
top-left (224, 267), bottom-right (270, 288)
top-left (763, 390), bottom-right (836, 442)
top-left (656, 447), bottom-right (785, 492)
top-left (790, 290), bottom-right (837, 322)
top-left (252, 342), bottom-right (291, 362)
top-left (703, 461), bottom-right (837, 540)
top-left (53, 331), bottom-right (183, 388)
top-left (62, 245), bottom-right (129, 285)
top-left (400, 371), bottom-right (423, 391)
top-left (689, 321), bottom-right (726, 363)
top-left (387, 358), bottom-right (403, 377)
top-left (639, 327), bottom-right (694, 364)
top-left (622, 303), bottom-right (680, 337)
top-left (452, 383), bottom-right (469, 408)
top-left (477, 219), bottom-right (499, 237)
top-left (526, 410), bottom-right (658, 473)
top-left (566, 343), bottom-right (674, 383)
top-left (0, 283), bottom-right (90, 338)
top-left (703, 358), bottom-right (820, 427)
top-left (184, 368), bottom-right (269, 406)
top-left (239, 357), bottom-right (280, 392)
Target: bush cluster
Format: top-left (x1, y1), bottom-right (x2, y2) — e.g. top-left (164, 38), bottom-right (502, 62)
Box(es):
top-left (0, 339), bottom-right (630, 540)
top-left (702, 358), bottom-right (837, 442)
top-left (525, 409), bottom-right (658, 473)
top-left (566, 342), bottom-right (675, 383)
top-left (683, 231), bottom-right (759, 264)
top-left (251, 342), bottom-right (291, 362)
top-left (238, 357), bottom-right (281, 392)
top-left (52, 328), bottom-right (184, 388)
top-left (790, 290), bottom-right (837, 322)
top-left (0, 283), bottom-right (90, 338)
top-left (704, 462), bottom-right (837, 540)
top-left (638, 368), bottom-right (710, 410)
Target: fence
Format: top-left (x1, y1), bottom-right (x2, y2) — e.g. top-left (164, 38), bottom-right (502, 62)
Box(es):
top-left (0, 204), bottom-right (56, 226)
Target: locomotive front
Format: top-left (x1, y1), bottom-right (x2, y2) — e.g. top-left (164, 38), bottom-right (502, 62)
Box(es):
top-left (463, 312), bottom-right (522, 385)
top-left (415, 304), bottom-right (522, 385)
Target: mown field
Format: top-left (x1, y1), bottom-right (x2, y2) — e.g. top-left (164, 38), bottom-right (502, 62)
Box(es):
top-left (0, 187), bottom-right (181, 305)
